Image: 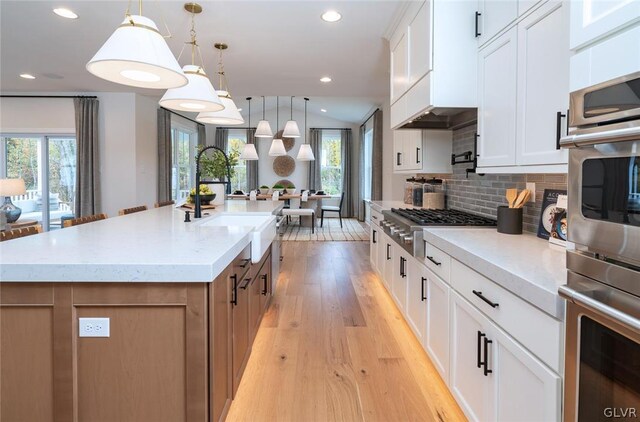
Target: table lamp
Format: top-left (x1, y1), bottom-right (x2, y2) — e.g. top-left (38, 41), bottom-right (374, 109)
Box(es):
top-left (0, 178), bottom-right (27, 223)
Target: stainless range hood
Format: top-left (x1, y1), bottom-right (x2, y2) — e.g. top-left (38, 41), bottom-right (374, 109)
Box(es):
top-left (399, 107), bottom-right (477, 130)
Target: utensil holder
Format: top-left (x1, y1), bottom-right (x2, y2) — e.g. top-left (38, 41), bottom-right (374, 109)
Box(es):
top-left (497, 206), bottom-right (523, 235)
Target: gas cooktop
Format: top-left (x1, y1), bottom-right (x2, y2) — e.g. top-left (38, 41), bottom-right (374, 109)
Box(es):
top-left (390, 208), bottom-right (497, 227)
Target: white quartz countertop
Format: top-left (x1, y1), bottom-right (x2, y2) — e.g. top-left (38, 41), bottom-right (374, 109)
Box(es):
top-left (0, 201), bottom-right (283, 283)
top-left (368, 200), bottom-right (418, 213)
top-left (423, 228), bottom-right (567, 319)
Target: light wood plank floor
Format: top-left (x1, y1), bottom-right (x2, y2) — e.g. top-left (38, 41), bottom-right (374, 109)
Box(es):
top-left (227, 241), bottom-right (466, 422)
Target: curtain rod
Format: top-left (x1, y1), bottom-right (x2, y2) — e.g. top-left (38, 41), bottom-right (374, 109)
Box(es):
top-left (309, 127), bottom-right (352, 130)
top-left (161, 107), bottom-right (203, 126)
top-left (360, 108), bottom-right (380, 127)
top-left (0, 95), bottom-right (98, 99)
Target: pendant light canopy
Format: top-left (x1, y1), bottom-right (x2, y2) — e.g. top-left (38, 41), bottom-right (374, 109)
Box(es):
top-left (255, 96), bottom-right (273, 138)
top-left (283, 96), bottom-right (301, 138)
top-left (195, 43), bottom-right (244, 125)
top-left (159, 4), bottom-right (223, 112)
top-left (269, 96), bottom-right (287, 156)
top-left (297, 97), bottom-right (315, 161)
top-left (87, 1), bottom-right (187, 89)
top-left (240, 97), bottom-right (259, 160)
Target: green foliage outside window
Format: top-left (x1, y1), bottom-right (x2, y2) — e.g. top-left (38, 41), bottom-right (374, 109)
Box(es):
top-left (321, 136), bottom-right (342, 195)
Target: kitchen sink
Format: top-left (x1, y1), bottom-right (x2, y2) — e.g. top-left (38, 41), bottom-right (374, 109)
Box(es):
top-left (200, 214), bottom-right (276, 263)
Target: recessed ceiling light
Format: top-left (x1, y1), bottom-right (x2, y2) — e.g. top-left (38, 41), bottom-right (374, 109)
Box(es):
top-left (19, 73), bottom-right (36, 80)
top-left (53, 8), bottom-right (78, 19)
top-left (320, 109), bottom-right (327, 113)
top-left (320, 76), bottom-right (332, 83)
top-left (321, 10), bottom-right (342, 22)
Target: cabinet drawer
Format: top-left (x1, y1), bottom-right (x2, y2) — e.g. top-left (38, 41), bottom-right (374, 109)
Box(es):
top-left (450, 259), bottom-right (562, 372)
top-left (423, 242), bottom-right (450, 283)
top-left (370, 208), bottom-right (383, 227)
top-left (232, 244), bottom-right (252, 278)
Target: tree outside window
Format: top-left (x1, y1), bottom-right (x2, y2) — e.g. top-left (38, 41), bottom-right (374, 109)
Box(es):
top-left (228, 130), bottom-right (247, 192)
top-left (321, 130), bottom-right (342, 195)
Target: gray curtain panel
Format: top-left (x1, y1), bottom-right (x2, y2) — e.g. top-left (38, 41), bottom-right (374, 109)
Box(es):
top-left (372, 109), bottom-right (383, 201)
top-left (197, 122), bottom-right (206, 149)
top-left (214, 127), bottom-right (229, 152)
top-left (73, 97), bottom-right (101, 217)
top-left (357, 124), bottom-right (366, 221)
top-left (157, 108), bottom-right (172, 203)
top-left (341, 128), bottom-right (354, 218)
top-left (246, 128), bottom-right (258, 191)
top-left (307, 128), bottom-right (322, 190)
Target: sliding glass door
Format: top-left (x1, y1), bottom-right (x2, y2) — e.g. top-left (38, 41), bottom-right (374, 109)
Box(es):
top-left (1, 135), bottom-right (77, 231)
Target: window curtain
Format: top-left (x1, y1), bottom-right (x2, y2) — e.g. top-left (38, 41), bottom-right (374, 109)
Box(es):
top-left (341, 128), bottom-right (355, 218)
top-left (214, 127), bottom-right (228, 152)
top-left (73, 97), bottom-right (101, 217)
top-left (357, 124), bottom-right (366, 221)
top-left (246, 128), bottom-right (258, 191)
top-left (307, 128), bottom-right (322, 190)
top-left (157, 108), bottom-right (172, 203)
top-left (372, 109), bottom-right (383, 201)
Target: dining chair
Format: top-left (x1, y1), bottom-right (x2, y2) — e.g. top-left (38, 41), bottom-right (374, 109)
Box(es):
top-left (0, 224), bottom-right (43, 242)
top-left (154, 200), bottom-right (175, 208)
top-left (63, 213), bottom-right (108, 228)
top-left (320, 192), bottom-right (345, 228)
top-left (281, 190), bottom-right (315, 233)
top-left (118, 205), bottom-right (148, 216)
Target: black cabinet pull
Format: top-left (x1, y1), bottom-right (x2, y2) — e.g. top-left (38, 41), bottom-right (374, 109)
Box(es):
top-left (472, 290), bottom-right (499, 308)
top-left (386, 244), bottom-right (391, 260)
top-left (475, 11), bottom-right (482, 37)
top-left (556, 111), bottom-right (567, 150)
top-left (400, 257), bottom-right (407, 278)
top-left (416, 147), bottom-right (421, 164)
top-left (477, 331), bottom-right (484, 368)
top-left (483, 337), bottom-right (493, 376)
top-left (373, 230), bottom-right (377, 244)
top-left (230, 274), bottom-right (238, 306)
top-left (261, 274), bottom-right (268, 295)
top-left (426, 256), bottom-right (441, 266)
top-left (240, 258), bottom-right (251, 268)
top-left (240, 277), bottom-right (251, 290)
top-left (397, 152), bottom-right (402, 166)
top-left (421, 277), bottom-right (427, 301)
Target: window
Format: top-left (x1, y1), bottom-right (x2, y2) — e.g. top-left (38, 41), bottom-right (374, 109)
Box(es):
top-left (321, 130), bottom-right (342, 195)
top-left (363, 128), bottom-right (374, 200)
top-left (227, 129), bottom-right (247, 193)
top-left (0, 134), bottom-right (77, 231)
top-left (170, 120), bottom-right (198, 202)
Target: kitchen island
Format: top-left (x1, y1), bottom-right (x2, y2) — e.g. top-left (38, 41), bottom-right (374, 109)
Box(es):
top-left (0, 201), bottom-right (282, 422)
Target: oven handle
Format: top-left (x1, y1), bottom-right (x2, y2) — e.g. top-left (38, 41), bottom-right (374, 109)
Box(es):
top-left (560, 124), bottom-right (640, 148)
top-left (559, 285), bottom-right (640, 332)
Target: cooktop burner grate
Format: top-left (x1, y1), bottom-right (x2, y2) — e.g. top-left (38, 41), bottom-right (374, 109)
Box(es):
top-left (391, 208), bottom-right (497, 226)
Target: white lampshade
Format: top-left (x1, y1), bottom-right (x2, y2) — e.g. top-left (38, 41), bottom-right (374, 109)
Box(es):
top-left (0, 178), bottom-right (26, 196)
top-left (196, 91), bottom-right (244, 125)
top-left (296, 144), bottom-right (315, 161)
top-left (269, 139), bottom-right (287, 156)
top-left (159, 65), bottom-right (224, 112)
top-left (255, 120), bottom-right (273, 138)
top-left (86, 15), bottom-right (187, 89)
top-left (239, 144), bottom-right (259, 160)
top-left (283, 120), bottom-right (301, 138)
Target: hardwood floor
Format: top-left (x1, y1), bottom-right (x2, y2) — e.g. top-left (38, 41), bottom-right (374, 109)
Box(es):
top-left (226, 241), bottom-right (466, 422)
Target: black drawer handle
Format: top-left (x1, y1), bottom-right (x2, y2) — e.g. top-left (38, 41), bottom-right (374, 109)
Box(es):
top-left (240, 258), bottom-right (251, 268)
top-left (483, 336), bottom-right (493, 376)
top-left (475, 11), bottom-right (482, 37)
top-left (373, 230), bottom-right (377, 244)
top-left (240, 277), bottom-right (251, 290)
top-left (426, 256), bottom-right (441, 266)
top-left (556, 111), bottom-right (567, 150)
top-left (421, 277), bottom-right (427, 301)
top-left (261, 274), bottom-right (268, 295)
top-left (472, 290), bottom-right (499, 308)
top-left (230, 274), bottom-right (238, 306)
top-left (477, 331), bottom-right (484, 368)
top-left (397, 152), bottom-right (402, 166)
top-left (387, 244), bottom-right (391, 260)
top-left (416, 147), bottom-right (421, 164)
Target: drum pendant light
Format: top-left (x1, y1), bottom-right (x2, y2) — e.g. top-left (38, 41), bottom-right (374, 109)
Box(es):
top-left (196, 43), bottom-right (244, 125)
top-left (240, 97), bottom-right (259, 160)
top-left (269, 96), bottom-right (287, 156)
top-left (86, 0), bottom-right (187, 89)
top-left (296, 97), bottom-right (315, 161)
top-left (283, 96), bottom-right (301, 138)
top-left (159, 3), bottom-right (224, 112)
top-left (255, 96), bottom-right (273, 138)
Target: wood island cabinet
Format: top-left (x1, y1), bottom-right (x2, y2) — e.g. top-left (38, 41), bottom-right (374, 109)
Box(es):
top-left (0, 244), bottom-right (274, 422)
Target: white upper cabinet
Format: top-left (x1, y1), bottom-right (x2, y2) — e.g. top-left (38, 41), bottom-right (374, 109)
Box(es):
top-left (408, 1), bottom-right (433, 86)
top-left (477, 27), bottom-right (518, 168)
top-left (570, 0), bottom-right (640, 50)
top-left (476, 0), bottom-right (518, 45)
top-left (516, 1), bottom-right (569, 166)
top-left (393, 129), bottom-right (453, 174)
top-left (391, 33), bottom-right (409, 104)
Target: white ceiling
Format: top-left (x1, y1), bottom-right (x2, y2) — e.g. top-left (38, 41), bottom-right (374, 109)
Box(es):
top-left (0, 0), bottom-right (404, 123)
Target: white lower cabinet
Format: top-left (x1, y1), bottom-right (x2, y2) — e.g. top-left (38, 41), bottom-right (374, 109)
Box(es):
top-left (406, 257), bottom-right (427, 343)
top-left (370, 224), bottom-right (379, 274)
top-left (382, 235), bottom-right (395, 292)
top-left (451, 291), bottom-right (561, 422)
top-left (392, 245), bottom-right (410, 313)
top-left (424, 269), bottom-right (450, 383)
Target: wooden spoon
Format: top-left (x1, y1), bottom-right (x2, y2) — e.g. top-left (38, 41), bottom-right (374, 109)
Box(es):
top-left (513, 189), bottom-right (531, 208)
top-left (506, 188), bottom-right (518, 208)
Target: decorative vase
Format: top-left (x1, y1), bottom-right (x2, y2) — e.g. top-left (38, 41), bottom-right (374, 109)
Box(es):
top-left (211, 184), bottom-right (225, 205)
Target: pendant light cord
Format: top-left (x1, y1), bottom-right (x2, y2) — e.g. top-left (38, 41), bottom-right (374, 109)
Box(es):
top-left (276, 96), bottom-right (279, 131)
top-left (262, 96), bottom-right (266, 120)
top-left (290, 96), bottom-right (294, 119)
top-left (246, 97), bottom-right (252, 128)
top-left (304, 97), bottom-right (309, 144)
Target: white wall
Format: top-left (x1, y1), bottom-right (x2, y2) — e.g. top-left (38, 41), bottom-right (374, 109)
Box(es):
top-left (0, 97), bottom-right (75, 133)
top-left (382, 99), bottom-right (405, 200)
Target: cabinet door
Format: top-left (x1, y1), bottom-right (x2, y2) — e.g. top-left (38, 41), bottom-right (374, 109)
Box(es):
top-left (477, 0), bottom-right (518, 45)
top-left (491, 325), bottom-right (562, 422)
top-left (232, 273), bottom-right (251, 395)
top-left (212, 271), bottom-right (232, 422)
top-left (391, 32), bottom-right (409, 104)
top-left (393, 130), bottom-right (406, 171)
top-left (478, 27), bottom-right (518, 168)
top-left (405, 258), bottom-right (427, 343)
top-left (408, 1), bottom-right (432, 86)
top-left (370, 225), bottom-right (379, 273)
top-left (249, 272), bottom-right (262, 342)
top-left (392, 247), bottom-right (409, 312)
top-left (403, 130), bottom-right (423, 171)
top-left (259, 259), bottom-right (271, 314)
top-left (425, 270), bottom-right (450, 383)
top-left (516, 1), bottom-right (569, 166)
top-left (570, 0), bottom-right (640, 50)
top-left (450, 292), bottom-right (493, 422)
top-left (383, 238), bottom-right (395, 293)
top-left (377, 232), bottom-right (389, 283)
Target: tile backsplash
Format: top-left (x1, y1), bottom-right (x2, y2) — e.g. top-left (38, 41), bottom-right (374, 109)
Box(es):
top-left (418, 124), bottom-right (567, 233)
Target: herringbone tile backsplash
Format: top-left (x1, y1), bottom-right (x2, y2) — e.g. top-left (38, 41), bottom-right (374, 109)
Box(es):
top-left (418, 124), bottom-right (567, 234)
